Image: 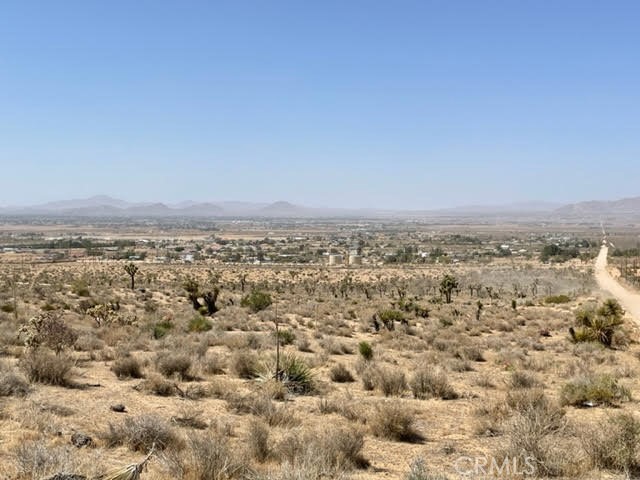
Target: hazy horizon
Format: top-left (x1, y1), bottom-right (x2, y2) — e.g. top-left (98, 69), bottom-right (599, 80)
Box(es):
top-left (2, 1), bottom-right (639, 209)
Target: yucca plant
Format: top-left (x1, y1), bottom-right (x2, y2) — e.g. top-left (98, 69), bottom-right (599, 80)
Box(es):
top-left (100, 445), bottom-right (155, 480)
top-left (258, 353), bottom-right (314, 394)
top-left (570, 299), bottom-right (624, 347)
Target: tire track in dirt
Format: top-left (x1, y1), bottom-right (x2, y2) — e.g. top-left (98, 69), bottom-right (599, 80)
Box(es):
top-left (594, 245), bottom-right (640, 324)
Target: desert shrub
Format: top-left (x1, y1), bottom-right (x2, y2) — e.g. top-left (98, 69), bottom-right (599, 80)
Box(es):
top-left (375, 366), bottom-right (407, 397)
top-left (378, 309), bottom-right (405, 330)
top-left (71, 279), bottom-right (91, 297)
top-left (360, 366), bottom-right (376, 391)
top-left (277, 423), bottom-right (367, 472)
top-left (277, 328), bottom-right (296, 346)
top-left (156, 353), bottom-right (192, 380)
top-left (227, 393), bottom-right (297, 427)
top-left (179, 431), bottom-right (250, 479)
top-left (410, 367), bottom-right (458, 400)
top-left (19, 312), bottom-right (78, 354)
top-left (231, 350), bottom-right (260, 379)
top-left (241, 290), bottom-right (272, 313)
top-left (204, 353), bottom-right (227, 375)
top-left (508, 370), bottom-right (540, 389)
top-left (112, 355), bottom-right (144, 379)
top-left (581, 412), bottom-right (640, 475)
top-left (19, 351), bottom-right (73, 386)
top-left (499, 393), bottom-right (567, 477)
top-left (0, 303), bottom-right (14, 313)
top-left (13, 440), bottom-right (71, 479)
top-left (296, 335), bottom-right (313, 352)
top-left (330, 363), bottom-right (354, 383)
top-left (104, 413), bottom-right (179, 452)
top-left (456, 346), bottom-right (485, 362)
top-left (358, 341), bottom-right (373, 361)
top-left (560, 374), bottom-right (631, 407)
top-left (0, 361), bottom-right (30, 397)
top-left (74, 333), bottom-right (105, 351)
top-left (153, 319), bottom-right (174, 339)
top-left (545, 294), bottom-right (571, 304)
top-left (172, 405), bottom-right (207, 430)
top-left (137, 374), bottom-right (177, 396)
top-left (405, 457), bottom-right (450, 480)
top-left (189, 315), bottom-right (213, 332)
top-left (369, 401), bottom-right (423, 442)
top-left (247, 419), bottom-right (270, 462)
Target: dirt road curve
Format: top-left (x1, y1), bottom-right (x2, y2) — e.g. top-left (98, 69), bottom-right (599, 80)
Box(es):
top-left (595, 245), bottom-right (640, 323)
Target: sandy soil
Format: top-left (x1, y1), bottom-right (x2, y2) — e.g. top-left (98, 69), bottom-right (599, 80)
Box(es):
top-left (595, 244), bottom-right (640, 322)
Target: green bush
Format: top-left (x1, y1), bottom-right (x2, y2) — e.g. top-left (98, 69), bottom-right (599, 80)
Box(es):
top-left (153, 319), bottom-right (174, 339)
top-left (241, 290), bottom-right (273, 313)
top-left (544, 294), bottom-right (571, 304)
top-left (358, 341), bottom-right (374, 361)
top-left (378, 309), bottom-right (405, 330)
top-left (188, 315), bottom-right (213, 332)
top-left (277, 329), bottom-right (296, 345)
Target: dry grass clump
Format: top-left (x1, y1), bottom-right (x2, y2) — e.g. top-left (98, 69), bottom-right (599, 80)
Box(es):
top-left (508, 370), bottom-right (540, 389)
top-left (329, 363), bottom-right (354, 383)
top-left (13, 440), bottom-right (75, 479)
top-left (230, 350), bottom-right (260, 379)
top-left (203, 353), bottom-right (227, 375)
top-left (374, 366), bottom-right (407, 397)
top-left (277, 422), bottom-right (368, 472)
top-left (247, 419), bottom-right (270, 462)
top-left (135, 374), bottom-right (178, 397)
top-left (172, 405), bottom-right (208, 430)
top-left (581, 412), bottom-right (640, 475)
top-left (405, 457), bottom-right (450, 480)
top-left (410, 367), bottom-right (458, 400)
top-left (156, 352), bottom-right (193, 380)
top-left (498, 393), bottom-right (568, 477)
top-left (560, 373), bottom-right (631, 407)
top-left (175, 430), bottom-right (251, 480)
top-left (0, 360), bottom-right (30, 397)
top-left (111, 355), bottom-right (144, 379)
top-left (103, 413), bottom-right (180, 452)
top-left (369, 401), bottom-right (424, 443)
top-left (19, 350), bottom-right (73, 386)
top-left (473, 400), bottom-right (511, 437)
top-left (226, 392), bottom-right (298, 427)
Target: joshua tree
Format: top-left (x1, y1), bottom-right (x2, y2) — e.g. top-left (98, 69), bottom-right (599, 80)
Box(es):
top-left (183, 278), bottom-right (202, 311)
top-left (239, 273), bottom-right (248, 292)
top-left (124, 263), bottom-right (139, 290)
top-left (202, 286), bottom-right (220, 315)
top-left (183, 277), bottom-right (221, 316)
top-left (439, 274), bottom-right (458, 304)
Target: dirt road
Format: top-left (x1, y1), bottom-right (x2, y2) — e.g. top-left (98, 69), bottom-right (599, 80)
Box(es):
top-left (595, 245), bottom-right (640, 322)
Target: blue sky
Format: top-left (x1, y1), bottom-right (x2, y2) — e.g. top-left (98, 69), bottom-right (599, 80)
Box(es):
top-left (1, 1), bottom-right (639, 209)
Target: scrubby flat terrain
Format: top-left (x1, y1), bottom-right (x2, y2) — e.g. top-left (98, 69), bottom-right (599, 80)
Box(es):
top-left (1, 222), bottom-right (640, 479)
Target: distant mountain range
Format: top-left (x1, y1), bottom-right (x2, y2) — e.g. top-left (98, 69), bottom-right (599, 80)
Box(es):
top-left (0, 195), bottom-right (638, 221)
